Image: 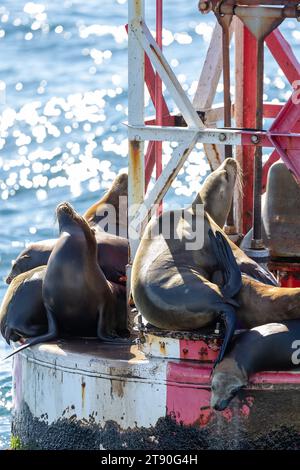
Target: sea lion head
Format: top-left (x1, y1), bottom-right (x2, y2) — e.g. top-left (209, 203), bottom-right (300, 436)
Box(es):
top-left (6, 239), bottom-right (55, 285)
top-left (6, 254), bottom-right (30, 284)
top-left (83, 173), bottom-right (128, 237)
top-left (199, 158), bottom-right (242, 228)
top-left (210, 358), bottom-right (247, 411)
top-left (56, 202), bottom-right (97, 252)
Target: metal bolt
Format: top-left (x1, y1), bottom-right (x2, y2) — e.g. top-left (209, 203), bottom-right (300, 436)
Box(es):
top-left (219, 133), bottom-right (226, 142)
top-left (182, 348), bottom-right (188, 354)
top-left (198, 1), bottom-right (211, 13)
top-left (251, 134), bottom-right (260, 144)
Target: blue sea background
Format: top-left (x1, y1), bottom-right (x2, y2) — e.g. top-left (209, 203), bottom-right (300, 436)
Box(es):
top-left (0, 0), bottom-right (299, 449)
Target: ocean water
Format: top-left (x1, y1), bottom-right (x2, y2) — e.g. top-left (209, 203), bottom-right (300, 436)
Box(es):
top-left (0, 0), bottom-right (299, 449)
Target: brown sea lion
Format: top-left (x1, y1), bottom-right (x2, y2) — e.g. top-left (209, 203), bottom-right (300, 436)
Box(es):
top-left (84, 172), bottom-right (128, 238)
top-left (131, 156), bottom-right (281, 362)
top-left (42, 202), bottom-right (128, 338)
top-left (4, 203), bottom-right (128, 359)
top-left (211, 320), bottom-right (300, 411)
top-left (5, 158), bottom-right (234, 285)
top-left (6, 173), bottom-right (129, 285)
top-left (131, 200), bottom-right (244, 364)
top-left (236, 275), bottom-right (300, 328)
top-left (6, 239), bottom-right (56, 284)
top-left (0, 266), bottom-right (48, 346)
top-left (196, 158), bottom-right (276, 285)
top-left (6, 232), bottom-right (128, 286)
top-left (196, 157), bottom-right (242, 229)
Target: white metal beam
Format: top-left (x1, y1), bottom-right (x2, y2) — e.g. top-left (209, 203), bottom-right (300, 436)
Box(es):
top-left (128, 0), bottom-right (145, 257)
top-left (131, 133), bottom-right (200, 236)
top-left (127, 124), bottom-right (242, 146)
top-left (133, 21), bottom-right (205, 129)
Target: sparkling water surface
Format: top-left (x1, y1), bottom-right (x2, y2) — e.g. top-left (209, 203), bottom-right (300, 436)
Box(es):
top-left (0, 0), bottom-right (299, 449)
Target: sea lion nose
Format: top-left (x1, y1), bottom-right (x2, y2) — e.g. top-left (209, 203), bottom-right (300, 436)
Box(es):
top-left (213, 399), bottom-right (229, 411)
top-left (5, 275), bottom-right (12, 284)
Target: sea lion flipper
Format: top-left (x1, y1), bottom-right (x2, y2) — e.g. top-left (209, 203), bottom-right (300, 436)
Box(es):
top-left (2, 329), bottom-right (57, 361)
top-left (96, 305), bottom-right (131, 344)
top-left (214, 305), bottom-right (237, 367)
top-left (2, 307), bottom-right (58, 361)
top-left (209, 230), bottom-right (242, 299)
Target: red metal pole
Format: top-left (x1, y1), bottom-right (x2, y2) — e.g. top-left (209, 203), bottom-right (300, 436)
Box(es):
top-left (235, 22), bottom-right (258, 235)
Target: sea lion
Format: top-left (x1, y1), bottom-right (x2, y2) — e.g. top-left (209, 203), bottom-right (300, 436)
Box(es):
top-left (42, 202), bottom-right (128, 338)
top-left (131, 158), bottom-right (282, 362)
top-left (235, 274), bottom-right (300, 328)
top-left (211, 320), bottom-right (300, 411)
top-left (6, 239), bottom-right (56, 284)
top-left (6, 232), bottom-right (128, 286)
top-left (132, 202), bottom-right (244, 364)
top-left (196, 158), bottom-right (242, 229)
top-left (84, 172), bottom-right (128, 238)
top-left (4, 203), bottom-right (128, 360)
top-left (0, 266), bottom-right (47, 345)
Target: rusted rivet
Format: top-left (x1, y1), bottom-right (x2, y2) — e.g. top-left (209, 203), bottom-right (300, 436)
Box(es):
top-left (219, 133), bottom-right (226, 142)
top-left (251, 134), bottom-right (260, 144)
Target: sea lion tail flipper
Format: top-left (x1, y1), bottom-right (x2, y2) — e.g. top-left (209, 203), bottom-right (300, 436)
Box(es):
top-left (2, 308), bottom-right (58, 361)
top-left (209, 229), bottom-right (242, 299)
top-left (214, 305), bottom-right (236, 367)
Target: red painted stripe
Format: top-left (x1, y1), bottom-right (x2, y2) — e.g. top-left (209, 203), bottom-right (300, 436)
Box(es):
top-left (166, 362), bottom-right (300, 426)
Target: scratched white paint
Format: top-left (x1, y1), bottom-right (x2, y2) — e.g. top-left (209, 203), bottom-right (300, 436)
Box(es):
top-left (140, 334), bottom-right (180, 359)
top-left (12, 342), bottom-right (167, 429)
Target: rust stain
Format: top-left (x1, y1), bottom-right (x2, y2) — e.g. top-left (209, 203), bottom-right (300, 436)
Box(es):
top-left (159, 341), bottom-right (166, 356)
top-left (150, 44), bottom-right (165, 68)
top-left (81, 379), bottom-right (86, 408)
top-left (111, 379), bottom-right (125, 398)
top-left (129, 140), bottom-right (143, 180)
top-left (182, 348), bottom-right (188, 357)
top-left (135, 0), bottom-right (142, 18)
top-left (198, 347), bottom-right (208, 360)
top-left (210, 144), bottom-right (222, 168)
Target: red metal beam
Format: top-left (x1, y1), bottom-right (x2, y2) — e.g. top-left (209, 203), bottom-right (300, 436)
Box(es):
top-left (262, 29), bottom-right (300, 189)
top-left (266, 28), bottom-right (300, 85)
top-left (263, 102), bottom-right (283, 118)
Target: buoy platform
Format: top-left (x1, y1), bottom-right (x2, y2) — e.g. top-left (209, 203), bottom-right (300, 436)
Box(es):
top-left (11, 335), bottom-right (300, 450)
